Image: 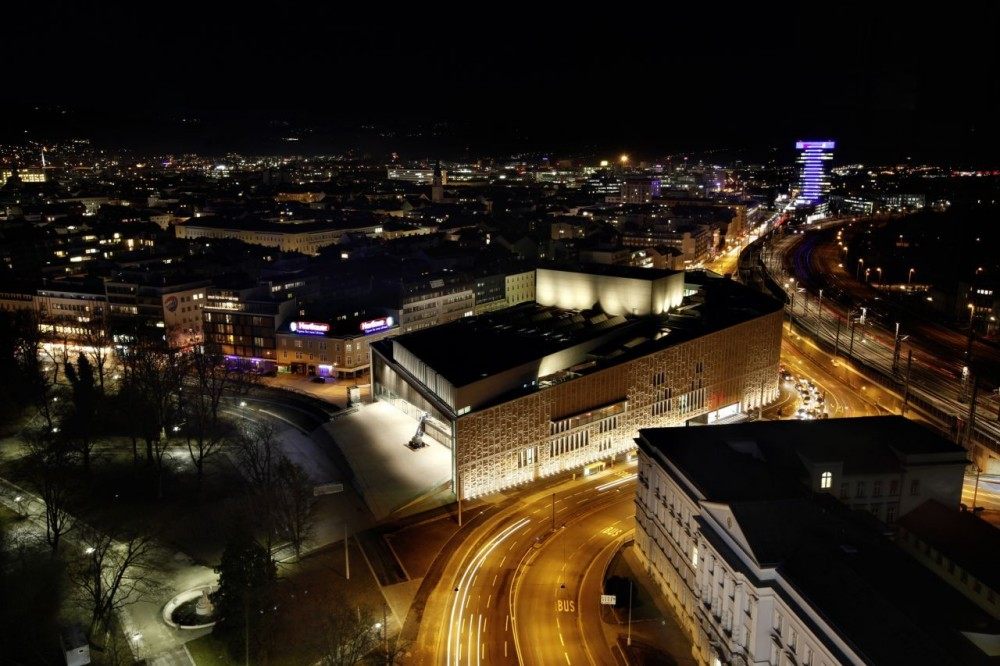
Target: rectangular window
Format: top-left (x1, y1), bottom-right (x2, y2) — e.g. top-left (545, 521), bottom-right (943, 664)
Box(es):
top-left (872, 480), bottom-right (882, 497)
top-left (840, 482), bottom-right (849, 499)
top-left (889, 479), bottom-right (900, 496)
top-left (910, 479), bottom-right (920, 496)
top-left (856, 482), bottom-right (866, 498)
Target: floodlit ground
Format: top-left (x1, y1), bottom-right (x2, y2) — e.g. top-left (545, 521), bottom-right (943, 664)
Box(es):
top-left (324, 401), bottom-right (452, 520)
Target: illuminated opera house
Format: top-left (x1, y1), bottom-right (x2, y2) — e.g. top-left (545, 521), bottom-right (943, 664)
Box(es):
top-left (371, 265), bottom-right (784, 499)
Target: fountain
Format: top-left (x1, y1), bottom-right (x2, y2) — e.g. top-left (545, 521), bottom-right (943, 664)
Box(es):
top-left (163, 585), bottom-right (218, 630)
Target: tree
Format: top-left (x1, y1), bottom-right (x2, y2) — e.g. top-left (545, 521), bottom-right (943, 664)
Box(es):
top-left (0, 310), bottom-right (45, 422)
top-left (181, 348), bottom-right (255, 481)
top-left (235, 420), bottom-right (282, 550)
top-left (79, 324), bottom-right (114, 394)
top-left (316, 605), bottom-right (379, 666)
top-left (70, 527), bottom-right (158, 633)
top-left (128, 341), bottom-right (185, 498)
top-left (235, 419), bottom-right (280, 491)
top-left (273, 457), bottom-right (315, 560)
top-left (213, 533), bottom-right (278, 661)
top-left (64, 353), bottom-right (102, 472)
top-left (24, 428), bottom-right (76, 555)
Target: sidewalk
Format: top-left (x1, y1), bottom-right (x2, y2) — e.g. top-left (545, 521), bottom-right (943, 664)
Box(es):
top-left (588, 541), bottom-right (697, 666)
top-left (0, 477), bottom-right (209, 664)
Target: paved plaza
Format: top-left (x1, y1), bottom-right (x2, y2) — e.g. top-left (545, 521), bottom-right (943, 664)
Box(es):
top-left (324, 401), bottom-right (453, 520)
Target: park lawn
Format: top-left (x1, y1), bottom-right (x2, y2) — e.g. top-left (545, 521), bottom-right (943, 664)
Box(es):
top-left (185, 634), bottom-right (235, 666)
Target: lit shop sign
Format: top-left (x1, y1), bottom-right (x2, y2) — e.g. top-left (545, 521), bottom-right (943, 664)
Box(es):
top-left (795, 140), bottom-right (836, 150)
top-left (360, 316), bottom-right (394, 334)
top-left (290, 321), bottom-right (329, 335)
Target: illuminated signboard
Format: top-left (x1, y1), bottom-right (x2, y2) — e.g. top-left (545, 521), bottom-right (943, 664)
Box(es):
top-left (360, 316), bottom-right (394, 334)
top-left (290, 321), bottom-right (329, 335)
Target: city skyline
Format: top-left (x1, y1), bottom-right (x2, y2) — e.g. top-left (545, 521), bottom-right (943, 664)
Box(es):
top-left (1, 7), bottom-right (1000, 666)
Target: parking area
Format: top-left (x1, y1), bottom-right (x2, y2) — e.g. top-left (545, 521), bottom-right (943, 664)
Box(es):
top-left (259, 372), bottom-right (371, 407)
top-left (323, 401), bottom-right (453, 520)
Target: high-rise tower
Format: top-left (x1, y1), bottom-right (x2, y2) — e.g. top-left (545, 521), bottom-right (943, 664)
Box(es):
top-left (794, 140), bottom-right (835, 207)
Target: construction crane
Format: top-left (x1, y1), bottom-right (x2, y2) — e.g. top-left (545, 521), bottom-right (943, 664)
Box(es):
top-left (408, 413), bottom-right (429, 449)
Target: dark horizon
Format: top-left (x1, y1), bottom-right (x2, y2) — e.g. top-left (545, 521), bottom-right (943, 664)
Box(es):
top-left (2, 4), bottom-right (999, 163)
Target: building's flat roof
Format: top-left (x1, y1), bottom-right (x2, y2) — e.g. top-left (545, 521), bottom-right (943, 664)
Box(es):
top-left (537, 261), bottom-right (681, 281)
top-left (377, 274), bottom-right (782, 393)
top-left (638, 417), bottom-right (967, 500)
top-left (178, 215), bottom-right (380, 235)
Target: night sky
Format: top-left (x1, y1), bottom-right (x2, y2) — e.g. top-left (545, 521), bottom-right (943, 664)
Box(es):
top-left (3, 3), bottom-right (999, 162)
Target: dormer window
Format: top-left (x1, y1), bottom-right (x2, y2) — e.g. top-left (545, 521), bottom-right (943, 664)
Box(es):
top-left (820, 471), bottom-right (832, 489)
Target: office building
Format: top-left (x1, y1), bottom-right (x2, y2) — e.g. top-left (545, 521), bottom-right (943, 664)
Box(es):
top-left (276, 313), bottom-right (397, 379)
top-left (794, 140), bottom-right (835, 208)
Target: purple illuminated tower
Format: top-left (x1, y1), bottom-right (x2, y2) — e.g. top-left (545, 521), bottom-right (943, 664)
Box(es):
top-left (794, 140), bottom-right (835, 207)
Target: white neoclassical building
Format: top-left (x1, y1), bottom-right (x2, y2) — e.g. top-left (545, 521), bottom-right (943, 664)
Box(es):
top-left (634, 418), bottom-right (995, 666)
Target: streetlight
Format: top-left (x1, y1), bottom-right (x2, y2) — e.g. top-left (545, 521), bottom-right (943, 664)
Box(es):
top-left (876, 267), bottom-right (883, 285)
top-left (856, 258), bottom-right (864, 281)
top-left (908, 268), bottom-right (915, 284)
top-left (865, 267), bottom-right (871, 283)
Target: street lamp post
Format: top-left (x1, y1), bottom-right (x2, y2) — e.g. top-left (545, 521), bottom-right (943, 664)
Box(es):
top-left (908, 268), bottom-right (916, 285)
top-left (856, 258), bottom-right (864, 281)
top-left (626, 579), bottom-right (633, 647)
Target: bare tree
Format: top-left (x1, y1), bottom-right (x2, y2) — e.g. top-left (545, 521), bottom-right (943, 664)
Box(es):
top-left (234, 420), bottom-right (282, 551)
top-left (80, 324), bottom-right (115, 394)
top-left (181, 349), bottom-right (256, 480)
top-left (235, 419), bottom-right (281, 491)
top-left (130, 343), bottom-right (185, 498)
top-left (317, 605), bottom-right (379, 666)
top-left (70, 526), bottom-right (158, 632)
top-left (24, 428), bottom-right (76, 555)
top-left (273, 457), bottom-right (315, 559)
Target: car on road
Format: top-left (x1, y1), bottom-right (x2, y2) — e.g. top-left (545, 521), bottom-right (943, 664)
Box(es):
top-left (310, 376), bottom-right (326, 383)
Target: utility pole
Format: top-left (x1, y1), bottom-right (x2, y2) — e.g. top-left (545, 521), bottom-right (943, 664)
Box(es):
top-left (627, 579), bottom-right (633, 647)
top-left (973, 464), bottom-right (982, 512)
top-left (902, 351), bottom-right (913, 415)
top-left (964, 374), bottom-right (980, 449)
top-left (551, 493), bottom-right (556, 532)
top-left (834, 315), bottom-right (842, 358)
top-left (892, 323), bottom-right (902, 376)
top-left (244, 595), bottom-right (250, 666)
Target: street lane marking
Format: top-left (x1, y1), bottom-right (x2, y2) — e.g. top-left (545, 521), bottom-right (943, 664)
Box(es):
top-left (447, 518), bottom-right (531, 666)
top-left (596, 475), bottom-right (635, 491)
top-left (565, 651), bottom-right (571, 664)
